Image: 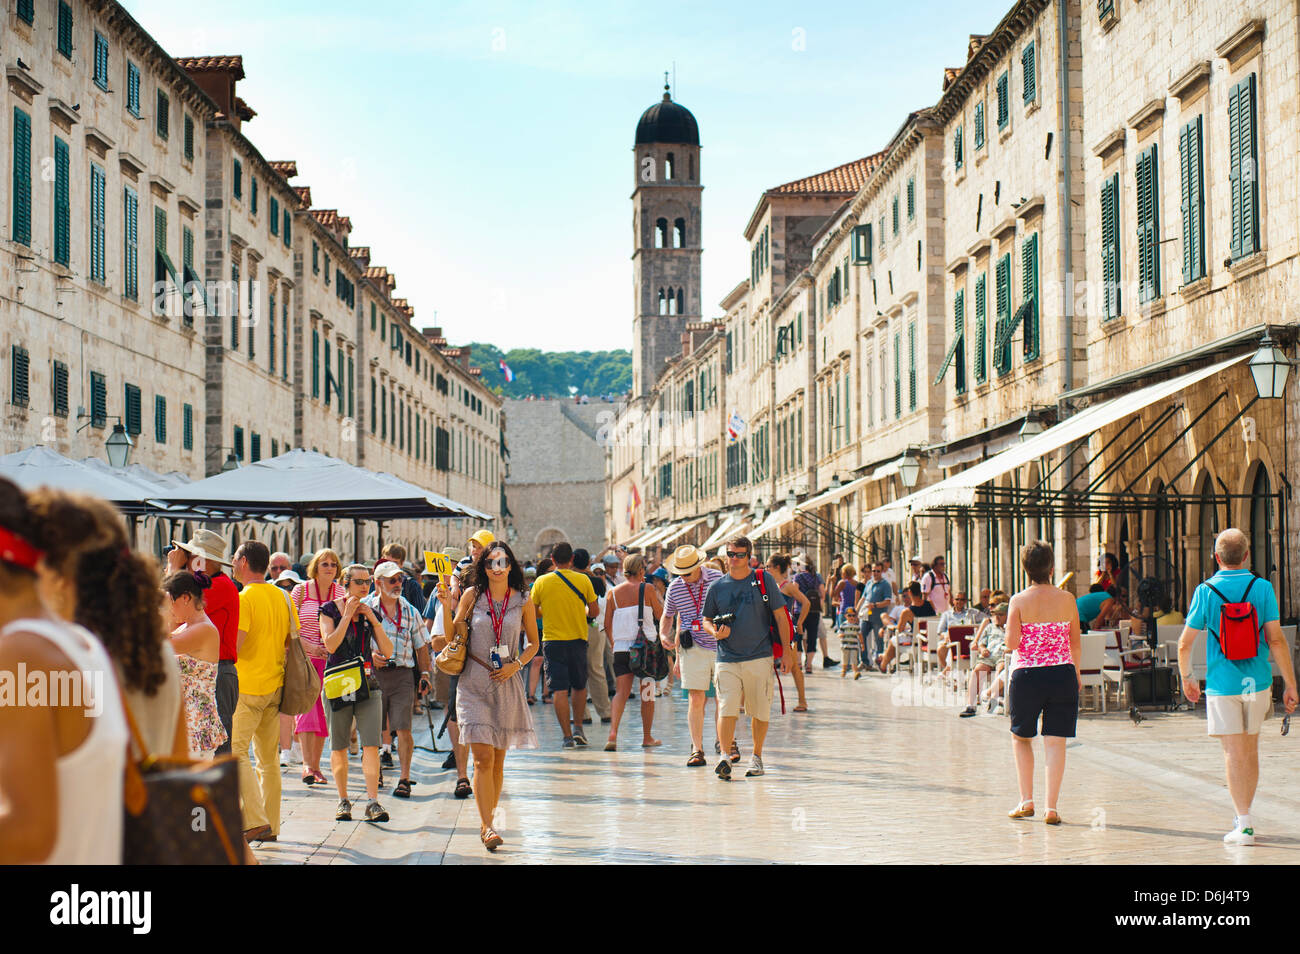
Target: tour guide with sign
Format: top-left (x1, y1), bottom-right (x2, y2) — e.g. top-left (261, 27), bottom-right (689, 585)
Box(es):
top-left (701, 535), bottom-right (793, 781)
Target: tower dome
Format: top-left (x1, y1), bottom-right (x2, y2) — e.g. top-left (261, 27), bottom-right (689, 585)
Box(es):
top-left (635, 84), bottom-right (699, 146)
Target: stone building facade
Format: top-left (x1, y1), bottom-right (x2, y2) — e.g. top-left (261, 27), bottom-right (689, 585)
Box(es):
top-left (1, 1), bottom-right (504, 565)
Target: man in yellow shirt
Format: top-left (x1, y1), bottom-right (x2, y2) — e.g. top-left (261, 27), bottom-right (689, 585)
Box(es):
top-left (231, 540), bottom-right (300, 842)
top-left (530, 542), bottom-right (598, 747)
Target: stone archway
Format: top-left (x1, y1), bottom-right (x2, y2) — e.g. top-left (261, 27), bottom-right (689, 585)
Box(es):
top-left (534, 527), bottom-right (567, 560)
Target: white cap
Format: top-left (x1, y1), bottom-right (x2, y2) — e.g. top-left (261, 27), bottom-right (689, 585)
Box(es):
top-left (374, 560), bottom-right (404, 579)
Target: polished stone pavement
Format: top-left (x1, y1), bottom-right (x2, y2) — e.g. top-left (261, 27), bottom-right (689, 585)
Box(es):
top-left (254, 665), bottom-right (1300, 864)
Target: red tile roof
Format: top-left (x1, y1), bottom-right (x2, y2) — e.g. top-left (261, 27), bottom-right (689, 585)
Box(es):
top-left (943, 67), bottom-right (962, 91)
top-left (269, 161), bottom-right (297, 178)
top-left (293, 186), bottom-right (312, 208)
top-left (234, 97), bottom-right (256, 121)
top-left (175, 55), bottom-right (245, 77)
top-left (768, 152), bottom-right (886, 196)
top-left (309, 209), bottom-right (352, 235)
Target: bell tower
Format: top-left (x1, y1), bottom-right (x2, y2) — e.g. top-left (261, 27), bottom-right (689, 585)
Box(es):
top-left (631, 80), bottom-right (702, 398)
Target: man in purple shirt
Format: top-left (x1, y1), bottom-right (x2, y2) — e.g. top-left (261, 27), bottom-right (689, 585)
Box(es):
top-left (660, 545), bottom-right (723, 768)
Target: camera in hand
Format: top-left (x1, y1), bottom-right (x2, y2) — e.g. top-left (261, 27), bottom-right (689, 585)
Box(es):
top-left (711, 613), bottom-right (736, 628)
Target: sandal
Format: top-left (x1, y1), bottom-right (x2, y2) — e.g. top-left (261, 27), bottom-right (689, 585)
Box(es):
top-left (1008, 800), bottom-right (1035, 819)
top-left (311, 770), bottom-right (327, 785)
top-left (454, 777), bottom-right (472, 799)
top-left (481, 827), bottom-right (504, 851)
top-left (1044, 810), bottom-right (1062, 826)
top-left (793, 704), bottom-right (808, 713)
top-left (728, 741), bottom-right (741, 764)
top-left (604, 741), bottom-right (617, 751)
top-left (686, 750), bottom-right (706, 767)
top-left (302, 774), bottom-right (316, 785)
top-left (394, 778), bottom-right (413, 798)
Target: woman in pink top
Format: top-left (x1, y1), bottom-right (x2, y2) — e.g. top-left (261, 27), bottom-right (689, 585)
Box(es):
top-left (1004, 541), bottom-right (1081, 826)
top-left (291, 548), bottom-right (344, 785)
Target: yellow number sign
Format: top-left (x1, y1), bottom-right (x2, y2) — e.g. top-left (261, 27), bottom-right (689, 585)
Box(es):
top-left (424, 551), bottom-right (454, 577)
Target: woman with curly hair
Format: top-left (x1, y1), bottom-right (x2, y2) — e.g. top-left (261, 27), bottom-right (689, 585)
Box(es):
top-left (162, 571), bottom-right (227, 759)
top-left (25, 488), bottom-right (187, 759)
top-left (0, 478), bottom-right (130, 863)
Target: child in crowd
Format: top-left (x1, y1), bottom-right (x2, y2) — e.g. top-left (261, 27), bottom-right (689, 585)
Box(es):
top-left (840, 606), bottom-right (864, 679)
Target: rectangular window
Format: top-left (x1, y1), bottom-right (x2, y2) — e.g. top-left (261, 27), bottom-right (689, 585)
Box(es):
top-left (90, 164), bottom-right (106, 282)
top-left (183, 403), bottom-right (193, 450)
top-left (1180, 116), bottom-right (1206, 285)
top-left (17, 0), bottom-right (33, 23)
top-left (233, 426), bottom-right (244, 461)
top-left (1022, 42), bottom-right (1036, 104)
top-left (1101, 173), bottom-right (1121, 319)
top-left (348, 355), bottom-right (355, 418)
top-left (893, 333), bottom-right (901, 419)
top-left (156, 90), bottom-right (169, 139)
top-left (251, 177), bottom-right (257, 215)
top-left (974, 274), bottom-right (987, 383)
top-left (906, 177), bottom-right (915, 220)
top-left (974, 102), bottom-right (985, 149)
top-left (1099, 0), bottom-right (1114, 18)
top-left (94, 32), bottom-right (110, 89)
top-left (270, 197), bottom-right (279, 236)
top-left (124, 383), bottom-right (141, 435)
top-left (184, 115), bottom-right (194, 161)
top-left (1135, 144), bottom-right (1161, 303)
top-left (892, 195), bottom-right (900, 235)
top-left (57, 2), bottom-right (72, 58)
top-left (851, 223), bottom-right (872, 264)
top-left (283, 208), bottom-right (291, 246)
top-left (323, 338), bottom-right (332, 407)
top-left (10, 346), bottom-right (29, 407)
top-left (996, 72), bottom-right (1010, 130)
top-left (230, 263), bottom-right (239, 348)
top-left (123, 186), bottom-right (138, 300)
top-left (1022, 233), bottom-right (1039, 361)
top-left (907, 322), bottom-right (916, 411)
top-left (250, 433), bottom-right (261, 463)
top-left (1228, 73), bottom-right (1259, 261)
top-left (313, 242), bottom-right (320, 274)
top-left (90, 372), bottom-right (107, 428)
top-left (268, 293), bottom-right (276, 374)
top-left (311, 328), bottom-right (320, 398)
top-left (12, 107), bottom-right (32, 246)
top-left (154, 394), bottom-right (166, 444)
top-left (127, 62), bottom-right (141, 117)
top-left (994, 253), bottom-right (1012, 374)
top-left (282, 297), bottom-right (289, 381)
top-left (954, 126), bottom-right (964, 169)
top-left (233, 160), bottom-right (242, 201)
top-left (954, 291), bottom-right (967, 394)
top-left (53, 137), bottom-right (70, 265)
top-left (52, 360), bottom-right (68, 417)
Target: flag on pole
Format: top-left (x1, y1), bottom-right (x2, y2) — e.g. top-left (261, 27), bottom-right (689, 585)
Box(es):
top-left (498, 360), bottom-right (515, 383)
top-left (726, 410), bottom-right (746, 443)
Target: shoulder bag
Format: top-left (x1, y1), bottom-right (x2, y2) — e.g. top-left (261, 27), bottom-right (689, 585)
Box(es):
top-left (435, 588), bottom-right (473, 675)
top-left (278, 586), bottom-right (322, 716)
top-left (629, 583), bottom-right (670, 681)
top-left (322, 602), bottom-right (377, 711)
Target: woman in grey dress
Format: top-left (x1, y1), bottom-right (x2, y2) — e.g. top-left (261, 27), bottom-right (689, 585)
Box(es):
top-left (435, 541), bottom-right (539, 851)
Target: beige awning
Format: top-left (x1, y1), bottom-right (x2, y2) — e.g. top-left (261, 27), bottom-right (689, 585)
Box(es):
top-left (750, 505), bottom-right (798, 541)
top-left (699, 513), bottom-right (743, 551)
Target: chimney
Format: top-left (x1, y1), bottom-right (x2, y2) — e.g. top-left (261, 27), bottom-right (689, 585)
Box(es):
top-left (176, 56), bottom-right (248, 129)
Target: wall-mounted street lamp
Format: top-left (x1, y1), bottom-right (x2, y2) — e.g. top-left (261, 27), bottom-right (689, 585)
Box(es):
top-left (898, 453), bottom-right (921, 489)
top-left (1249, 332), bottom-right (1291, 400)
top-left (105, 421), bottom-right (134, 469)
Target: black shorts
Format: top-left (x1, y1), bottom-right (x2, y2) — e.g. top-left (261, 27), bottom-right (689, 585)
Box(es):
top-left (543, 639), bottom-right (588, 694)
top-left (1008, 664), bottom-right (1079, 738)
top-left (613, 651), bottom-right (632, 678)
top-left (793, 612), bottom-right (820, 650)
top-left (447, 674), bottom-right (459, 724)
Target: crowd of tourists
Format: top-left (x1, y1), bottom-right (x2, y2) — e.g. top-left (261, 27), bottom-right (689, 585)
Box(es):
top-left (0, 469), bottom-right (1294, 862)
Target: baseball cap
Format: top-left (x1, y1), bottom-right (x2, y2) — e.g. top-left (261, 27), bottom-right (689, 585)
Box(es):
top-left (470, 530), bottom-right (495, 549)
top-left (602, 553), bottom-right (620, 565)
top-left (374, 560), bottom-right (403, 579)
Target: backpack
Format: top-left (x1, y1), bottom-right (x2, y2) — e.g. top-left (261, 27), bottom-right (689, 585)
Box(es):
top-left (1202, 575), bottom-right (1264, 662)
top-left (753, 570), bottom-right (788, 660)
top-left (628, 583), bottom-right (670, 681)
top-left (794, 571), bottom-right (821, 606)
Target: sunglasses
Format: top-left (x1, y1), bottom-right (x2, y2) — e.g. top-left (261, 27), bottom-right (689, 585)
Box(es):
top-left (319, 561), bottom-right (338, 567)
top-left (487, 556), bottom-right (511, 570)
top-left (350, 577), bottom-right (371, 586)
top-left (726, 550), bottom-right (748, 559)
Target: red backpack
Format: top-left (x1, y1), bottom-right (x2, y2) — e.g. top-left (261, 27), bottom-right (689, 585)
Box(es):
top-left (1202, 575), bottom-right (1263, 661)
top-left (753, 570), bottom-right (789, 660)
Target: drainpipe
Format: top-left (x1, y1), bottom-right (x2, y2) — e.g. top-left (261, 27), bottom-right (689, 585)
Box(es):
top-left (1058, 0), bottom-right (1074, 406)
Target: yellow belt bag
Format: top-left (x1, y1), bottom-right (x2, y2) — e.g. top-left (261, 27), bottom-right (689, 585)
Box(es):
top-left (323, 657), bottom-right (367, 700)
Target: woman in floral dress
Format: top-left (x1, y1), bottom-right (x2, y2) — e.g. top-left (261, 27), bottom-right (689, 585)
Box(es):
top-left (162, 571), bottom-right (227, 758)
top-left (291, 549), bottom-right (345, 785)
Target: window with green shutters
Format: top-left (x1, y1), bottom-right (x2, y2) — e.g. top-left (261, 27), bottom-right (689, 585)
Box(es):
top-left (1135, 144), bottom-right (1161, 303)
top-left (314, 242), bottom-right (320, 275)
top-left (852, 223), bottom-right (872, 264)
top-left (90, 164), bottom-right (106, 282)
top-left (270, 197), bottom-right (279, 236)
top-left (311, 328), bottom-right (320, 398)
top-left (1228, 73), bottom-right (1259, 261)
top-left (156, 90), bottom-right (169, 139)
top-left (268, 293), bottom-right (276, 374)
top-left (94, 32), bottom-right (109, 89)
top-left (251, 177), bottom-right (257, 214)
top-left (907, 322), bottom-right (917, 411)
top-left (233, 426), bottom-right (244, 461)
top-left (17, 0), bottom-right (33, 23)
top-left (973, 274), bottom-right (987, 383)
top-left (348, 355), bottom-right (355, 418)
top-left (994, 253), bottom-right (1012, 374)
top-left (1022, 42), bottom-right (1036, 104)
top-left (52, 360), bottom-right (69, 416)
top-left (974, 101), bottom-right (985, 149)
top-left (1101, 173), bottom-right (1121, 319)
top-left (1179, 116), bottom-right (1205, 285)
top-left (996, 71), bottom-right (1010, 130)
top-left (127, 62), bottom-right (140, 117)
top-left (183, 115), bottom-right (194, 161)
top-left (53, 137), bottom-right (70, 265)
top-left (892, 195), bottom-right (900, 235)
top-left (336, 347), bottom-right (344, 416)
top-left (954, 291), bottom-right (967, 394)
top-left (124, 383), bottom-right (141, 435)
top-left (230, 263), bottom-right (239, 348)
top-left (283, 208), bottom-right (291, 246)
top-left (282, 297), bottom-right (289, 381)
top-left (154, 395), bottom-right (166, 444)
top-left (233, 160), bottom-right (242, 200)
top-left (250, 433), bottom-right (261, 463)
top-left (155, 206), bottom-right (180, 299)
top-left (182, 403), bottom-right (193, 450)
top-left (370, 378), bottom-right (377, 433)
top-left (57, 2), bottom-right (72, 58)
top-left (11, 346), bottom-right (29, 407)
top-left (1022, 233), bottom-right (1040, 361)
top-left (893, 332), bottom-right (901, 419)
top-left (123, 186), bottom-right (138, 300)
top-left (907, 177), bottom-right (915, 220)
top-left (954, 126), bottom-right (964, 169)
top-left (1098, 0), bottom-right (1114, 18)
top-left (12, 108), bottom-right (31, 247)
top-left (879, 217), bottom-right (885, 249)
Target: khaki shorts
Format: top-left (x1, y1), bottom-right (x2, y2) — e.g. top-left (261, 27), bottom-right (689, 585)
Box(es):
top-left (1207, 691), bottom-right (1272, 736)
top-left (678, 645), bottom-right (716, 692)
top-left (716, 657), bottom-right (774, 722)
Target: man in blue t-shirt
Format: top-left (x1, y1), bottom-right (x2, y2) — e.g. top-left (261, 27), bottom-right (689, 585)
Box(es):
top-left (701, 536), bottom-right (793, 781)
top-left (1178, 528), bottom-right (1297, 847)
top-left (1075, 584), bottom-right (1111, 629)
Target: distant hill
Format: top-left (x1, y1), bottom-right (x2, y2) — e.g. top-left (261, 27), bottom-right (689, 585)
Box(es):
top-left (467, 343), bottom-right (631, 399)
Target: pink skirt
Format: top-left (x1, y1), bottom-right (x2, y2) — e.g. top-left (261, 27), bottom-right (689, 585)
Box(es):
top-left (294, 653), bottom-right (328, 737)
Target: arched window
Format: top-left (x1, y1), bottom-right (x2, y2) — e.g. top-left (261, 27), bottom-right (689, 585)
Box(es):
top-left (230, 527), bottom-right (241, 555)
top-left (1197, 475), bottom-right (1220, 582)
top-left (665, 152), bottom-right (675, 180)
top-left (658, 288), bottom-right (667, 315)
top-left (1250, 466), bottom-right (1274, 580)
top-left (673, 217), bottom-right (685, 248)
top-left (667, 291), bottom-right (677, 316)
top-left (676, 287), bottom-right (685, 315)
top-left (655, 217), bottom-right (668, 249)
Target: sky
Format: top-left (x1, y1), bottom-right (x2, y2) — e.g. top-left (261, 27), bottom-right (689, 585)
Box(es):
top-left (125, 0), bottom-right (1016, 353)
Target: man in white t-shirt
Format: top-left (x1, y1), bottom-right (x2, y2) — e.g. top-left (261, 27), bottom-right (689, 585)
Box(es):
top-left (921, 555), bottom-right (951, 616)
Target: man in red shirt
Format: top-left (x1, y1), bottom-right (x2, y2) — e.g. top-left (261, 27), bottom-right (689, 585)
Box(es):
top-left (169, 530), bottom-right (240, 755)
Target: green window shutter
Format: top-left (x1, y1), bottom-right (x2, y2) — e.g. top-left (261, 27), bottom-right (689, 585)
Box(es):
top-left (283, 208), bottom-right (291, 246)
top-left (127, 62), bottom-right (140, 116)
top-left (57, 2), bottom-right (73, 57)
top-left (233, 159), bottom-right (242, 199)
top-left (52, 360), bottom-right (69, 416)
top-left (124, 383), bottom-right (141, 435)
top-left (1136, 144), bottom-right (1160, 302)
top-left (907, 322), bottom-right (917, 411)
top-left (1180, 116), bottom-right (1205, 284)
top-left (892, 195), bottom-right (900, 235)
top-left (1229, 74), bottom-right (1259, 260)
top-left (268, 293), bottom-right (276, 373)
top-left (348, 355), bottom-right (355, 418)
top-left (311, 328), bottom-right (320, 398)
top-left (230, 263), bottom-right (239, 348)
top-left (251, 177), bottom-right (258, 214)
top-left (954, 126), bottom-right (964, 169)
top-left (282, 298), bottom-right (289, 380)
top-left (893, 333), bottom-right (901, 418)
top-left (53, 137), bottom-right (70, 265)
top-left (954, 291), bottom-right (966, 393)
top-left (233, 426), bottom-right (243, 461)
top-left (1101, 173), bottom-right (1121, 319)
top-left (974, 102), bottom-right (985, 149)
top-left (994, 254), bottom-right (1011, 374)
top-left (123, 187), bottom-right (138, 300)
top-left (997, 72), bottom-right (1009, 129)
top-left (1022, 233), bottom-right (1039, 361)
top-left (155, 395), bottom-right (166, 444)
top-left (183, 403), bottom-right (193, 450)
top-left (270, 197), bottom-right (279, 236)
top-left (1099, 0), bottom-right (1114, 19)
top-left (251, 433), bottom-right (260, 462)
top-left (90, 164), bottom-right (106, 282)
top-left (313, 242), bottom-right (320, 274)
top-left (12, 108), bottom-right (31, 246)
top-left (90, 372), bottom-right (106, 428)
top-left (94, 32), bottom-right (109, 89)
top-left (1022, 42), bottom-right (1036, 103)
top-left (17, 0), bottom-right (33, 24)
top-left (11, 346), bottom-right (29, 407)
top-left (156, 90), bottom-right (169, 139)
top-left (907, 177), bottom-right (915, 220)
top-left (184, 115), bottom-right (194, 161)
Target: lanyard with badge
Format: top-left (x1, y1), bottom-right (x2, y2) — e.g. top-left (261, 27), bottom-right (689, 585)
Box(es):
top-left (378, 598), bottom-right (403, 666)
top-left (685, 577), bottom-right (706, 638)
top-left (485, 591), bottom-right (509, 669)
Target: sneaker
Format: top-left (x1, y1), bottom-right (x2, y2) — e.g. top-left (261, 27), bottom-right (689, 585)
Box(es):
top-left (715, 758), bottom-right (732, 781)
top-left (572, 731), bottom-right (589, 747)
top-left (441, 753), bottom-right (457, 770)
top-left (582, 716), bottom-right (593, 725)
top-left (714, 739), bottom-right (721, 755)
top-left (959, 706), bottom-right (977, 718)
top-left (335, 798), bottom-right (352, 821)
top-left (364, 800), bottom-right (390, 823)
top-left (380, 749), bottom-right (394, 768)
top-left (1224, 825), bottom-right (1255, 846)
top-left (986, 695), bottom-right (998, 713)
top-left (745, 755), bottom-right (765, 777)
top-left (601, 716), bottom-right (612, 724)
top-left (822, 657), bottom-right (839, 669)
top-left (562, 736), bottom-right (576, 749)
